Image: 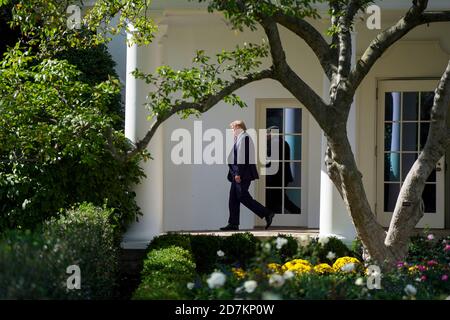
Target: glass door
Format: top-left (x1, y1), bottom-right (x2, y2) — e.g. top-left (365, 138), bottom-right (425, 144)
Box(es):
top-left (256, 99), bottom-right (306, 227)
top-left (377, 80), bottom-right (445, 228)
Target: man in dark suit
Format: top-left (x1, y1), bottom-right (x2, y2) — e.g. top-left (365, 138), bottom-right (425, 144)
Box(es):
top-left (220, 120), bottom-right (275, 231)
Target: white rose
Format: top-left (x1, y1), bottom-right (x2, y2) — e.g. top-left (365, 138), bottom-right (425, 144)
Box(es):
top-left (22, 199), bottom-right (31, 210)
top-left (187, 282), bottom-right (195, 290)
top-left (268, 274), bottom-right (285, 288)
top-left (299, 235), bottom-right (310, 247)
top-left (283, 270), bottom-right (295, 280)
top-left (217, 250), bottom-right (225, 257)
top-left (263, 242), bottom-right (272, 252)
top-left (318, 236), bottom-right (329, 246)
top-left (243, 280), bottom-right (258, 293)
top-left (207, 271), bottom-right (226, 289)
top-left (355, 278), bottom-right (364, 286)
top-left (404, 284), bottom-right (417, 296)
top-left (275, 237), bottom-right (288, 250)
top-left (341, 263), bottom-right (355, 273)
top-left (326, 251), bottom-right (336, 260)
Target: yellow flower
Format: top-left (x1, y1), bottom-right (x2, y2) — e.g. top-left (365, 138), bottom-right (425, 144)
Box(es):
top-left (314, 263), bottom-right (334, 274)
top-left (232, 267), bottom-right (246, 279)
top-left (282, 259), bottom-right (312, 274)
top-left (408, 266), bottom-right (419, 274)
top-left (332, 257), bottom-right (361, 273)
top-left (267, 263), bottom-right (282, 274)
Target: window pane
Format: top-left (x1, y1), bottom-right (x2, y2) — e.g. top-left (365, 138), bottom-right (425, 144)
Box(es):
top-left (385, 123), bottom-right (400, 152)
top-left (285, 135), bottom-right (301, 160)
top-left (284, 108), bottom-right (302, 134)
top-left (266, 162), bottom-right (282, 187)
top-left (420, 122), bottom-right (429, 150)
top-left (284, 189), bottom-right (301, 214)
top-left (402, 92), bottom-right (418, 121)
top-left (402, 153), bottom-right (417, 181)
top-left (402, 122), bottom-right (418, 151)
top-left (385, 153), bottom-right (400, 182)
top-left (385, 92), bottom-right (401, 122)
top-left (265, 188), bottom-right (282, 214)
top-left (285, 162), bottom-right (301, 188)
top-left (423, 184), bottom-right (436, 213)
top-left (420, 92), bottom-right (434, 121)
top-left (266, 108), bottom-right (283, 132)
top-left (384, 183), bottom-right (400, 212)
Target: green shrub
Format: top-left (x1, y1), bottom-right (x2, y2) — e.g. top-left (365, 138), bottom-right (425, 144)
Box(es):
top-left (146, 233), bottom-right (257, 274)
top-left (407, 234), bottom-right (450, 265)
top-left (146, 233), bottom-right (222, 279)
top-left (318, 237), bottom-right (353, 264)
top-left (141, 246), bottom-right (195, 278)
top-left (0, 52), bottom-right (145, 232)
top-left (222, 232), bottom-right (260, 268)
top-left (0, 228), bottom-right (69, 299)
top-left (146, 233), bottom-right (192, 253)
top-left (270, 234), bottom-right (299, 262)
top-left (133, 246), bottom-right (196, 300)
top-left (45, 203), bottom-right (119, 299)
top-left (0, 203), bottom-right (118, 299)
top-left (190, 235), bottom-right (222, 274)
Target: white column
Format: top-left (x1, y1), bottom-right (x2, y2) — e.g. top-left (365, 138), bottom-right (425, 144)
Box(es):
top-left (125, 30), bottom-right (138, 143)
top-left (122, 24), bottom-right (168, 249)
top-left (319, 32), bottom-right (358, 242)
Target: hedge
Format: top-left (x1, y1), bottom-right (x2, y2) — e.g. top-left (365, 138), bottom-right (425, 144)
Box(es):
top-left (0, 203), bottom-right (119, 299)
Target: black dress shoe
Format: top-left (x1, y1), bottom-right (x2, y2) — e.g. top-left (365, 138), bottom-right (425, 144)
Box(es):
top-left (220, 224), bottom-right (239, 231)
top-left (265, 212), bottom-right (275, 230)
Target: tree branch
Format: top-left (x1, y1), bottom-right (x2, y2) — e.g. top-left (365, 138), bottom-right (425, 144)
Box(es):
top-left (105, 127), bottom-right (126, 162)
top-left (259, 18), bottom-right (329, 128)
top-left (336, 17), bottom-right (352, 81)
top-left (126, 69), bottom-right (275, 159)
top-left (349, 1), bottom-right (450, 91)
top-left (270, 12), bottom-right (337, 80)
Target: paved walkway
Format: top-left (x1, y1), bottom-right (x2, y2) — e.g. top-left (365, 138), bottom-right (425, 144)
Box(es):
top-left (121, 227), bottom-right (450, 249)
top-left (169, 227), bottom-right (320, 238)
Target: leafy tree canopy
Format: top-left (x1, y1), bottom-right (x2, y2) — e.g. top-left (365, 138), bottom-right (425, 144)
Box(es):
top-left (0, 46), bottom-right (145, 232)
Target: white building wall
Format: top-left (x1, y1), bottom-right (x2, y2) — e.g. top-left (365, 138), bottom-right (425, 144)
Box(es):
top-left (162, 15), bottom-right (324, 232)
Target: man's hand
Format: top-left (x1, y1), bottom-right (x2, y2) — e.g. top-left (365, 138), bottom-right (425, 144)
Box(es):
top-left (234, 175), bottom-right (241, 183)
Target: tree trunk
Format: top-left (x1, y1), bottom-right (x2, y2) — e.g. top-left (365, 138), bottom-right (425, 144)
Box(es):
top-left (385, 61), bottom-right (450, 260)
top-left (324, 126), bottom-right (397, 265)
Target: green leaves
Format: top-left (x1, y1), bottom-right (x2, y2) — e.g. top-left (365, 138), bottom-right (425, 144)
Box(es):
top-left (197, 0), bottom-right (322, 31)
top-left (8, 0), bottom-right (157, 57)
top-left (0, 49), bottom-right (144, 232)
top-left (85, 0), bottom-right (157, 46)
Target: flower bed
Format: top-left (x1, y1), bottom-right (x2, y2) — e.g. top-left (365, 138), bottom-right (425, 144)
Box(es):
top-left (134, 232), bottom-right (450, 300)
